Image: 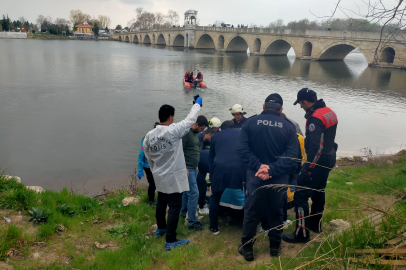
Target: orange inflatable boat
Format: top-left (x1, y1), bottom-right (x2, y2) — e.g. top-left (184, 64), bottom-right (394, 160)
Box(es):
top-left (184, 76), bottom-right (207, 88)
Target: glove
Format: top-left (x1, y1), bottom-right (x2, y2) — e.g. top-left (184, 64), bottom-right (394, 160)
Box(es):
top-left (193, 95), bottom-right (203, 107)
top-left (137, 171), bottom-right (144, 180)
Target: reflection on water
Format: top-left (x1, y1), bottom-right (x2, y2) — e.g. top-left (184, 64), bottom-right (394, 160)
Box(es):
top-left (0, 40), bottom-right (405, 195)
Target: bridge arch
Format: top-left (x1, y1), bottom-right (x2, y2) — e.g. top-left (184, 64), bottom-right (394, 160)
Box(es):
top-left (125, 36), bottom-right (129, 42)
top-left (264, 39), bottom-right (295, 56)
top-left (218, 35), bottom-right (225, 50)
top-left (156, 34), bottom-right (166, 45)
top-left (318, 41), bottom-right (370, 62)
top-left (133, 35), bottom-right (139, 43)
top-left (196, 34), bottom-right (215, 49)
top-left (379, 47), bottom-right (395, 63)
top-left (143, 35), bottom-right (151, 44)
top-left (173, 34), bottom-right (185, 47)
top-left (303, 41), bottom-right (312, 57)
top-left (226, 35), bottom-right (249, 52)
top-left (254, 38), bottom-right (261, 53)
top-left (119, 36), bottom-right (122, 42)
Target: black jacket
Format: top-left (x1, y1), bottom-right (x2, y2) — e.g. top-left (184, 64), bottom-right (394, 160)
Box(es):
top-left (304, 99), bottom-right (338, 172)
top-left (209, 128), bottom-right (246, 192)
top-left (237, 110), bottom-right (299, 178)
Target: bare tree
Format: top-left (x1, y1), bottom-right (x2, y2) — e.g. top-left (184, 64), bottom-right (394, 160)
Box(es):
top-left (268, 19), bottom-right (285, 29)
top-left (167, 10), bottom-right (179, 25)
top-left (70, 9), bottom-right (91, 27)
top-left (98, 15), bottom-right (111, 29)
top-left (36, 15), bottom-right (46, 28)
top-left (128, 8), bottom-right (164, 30)
top-left (312, 0), bottom-right (406, 64)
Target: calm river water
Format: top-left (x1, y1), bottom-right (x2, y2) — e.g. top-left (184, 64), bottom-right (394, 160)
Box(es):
top-left (0, 39), bottom-right (405, 195)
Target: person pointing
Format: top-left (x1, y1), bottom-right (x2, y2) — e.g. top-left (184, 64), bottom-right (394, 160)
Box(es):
top-left (143, 96), bottom-right (203, 251)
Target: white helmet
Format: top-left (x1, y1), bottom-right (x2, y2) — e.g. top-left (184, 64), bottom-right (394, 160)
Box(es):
top-left (230, 104), bottom-right (244, 114)
top-left (209, 117), bottom-right (221, 128)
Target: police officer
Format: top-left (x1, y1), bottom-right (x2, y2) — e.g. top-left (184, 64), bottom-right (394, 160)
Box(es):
top-left (230, 104), bottom-right (247, 129)
top-left (283, 88), bottom-right (338, 244)
top-left (237, 94), bottom-right (299, 261)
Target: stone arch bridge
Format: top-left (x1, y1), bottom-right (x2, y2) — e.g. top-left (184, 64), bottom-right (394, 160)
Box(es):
top-left (111, 26), bottom-right (406, 68)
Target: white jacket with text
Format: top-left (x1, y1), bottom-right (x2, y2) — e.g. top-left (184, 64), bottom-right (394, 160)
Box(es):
top-left (143, 104), bottom-right (201, 194)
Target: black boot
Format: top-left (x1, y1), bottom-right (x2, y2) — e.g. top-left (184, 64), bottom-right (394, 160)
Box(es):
top-left (270, 241), bottom-right (281, 257)
top-left (309, 214), bottom-right (323, 233)
top-left (282, 228), bottom-right (310, 244)
top-left (238, 244), bottom-right (254, 261)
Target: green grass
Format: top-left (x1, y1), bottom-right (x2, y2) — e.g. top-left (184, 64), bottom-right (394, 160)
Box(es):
top-left (1, 157), bottom-right (406, 269)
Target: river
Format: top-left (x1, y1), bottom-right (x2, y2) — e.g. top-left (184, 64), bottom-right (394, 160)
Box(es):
top-left (0, 39), bottom-right (405, 196)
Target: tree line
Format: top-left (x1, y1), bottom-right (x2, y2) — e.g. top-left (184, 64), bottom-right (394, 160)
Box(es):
top-left (218, 18), bottom-right (400, 33)
top-left (127, 8), bottom-right (180, 30)
top-left (0, 10), bottom-right (112, 36)
top-left (1, 15), bottom-right (37, 32)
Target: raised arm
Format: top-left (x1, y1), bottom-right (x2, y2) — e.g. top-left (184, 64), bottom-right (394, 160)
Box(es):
top-left (169, 102), bottom-right (201, 139)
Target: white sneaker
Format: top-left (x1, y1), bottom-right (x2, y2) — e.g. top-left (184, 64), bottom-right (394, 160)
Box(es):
top-left (199, 206), bottom-right (209, 215)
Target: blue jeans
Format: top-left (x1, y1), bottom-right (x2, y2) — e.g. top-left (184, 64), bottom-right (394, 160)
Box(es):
top-left (181, 169), bottom-right (198, 226)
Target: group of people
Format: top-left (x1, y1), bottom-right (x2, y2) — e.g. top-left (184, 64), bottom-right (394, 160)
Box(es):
top-left (138, 88), bottom-right (338, 260)
top-left (184, 70), bottom-right (204, 87)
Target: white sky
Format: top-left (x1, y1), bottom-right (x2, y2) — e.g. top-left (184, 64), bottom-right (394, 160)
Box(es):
top-left (0, 0), bottom-right (379, 28)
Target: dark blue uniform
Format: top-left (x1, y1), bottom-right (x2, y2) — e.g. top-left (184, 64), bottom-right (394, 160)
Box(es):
top-left (198, 129), bottom-right (211, 150)
top-left (208, 128), bottom-right (247, 230)
top-left (197, 149), bottom-right (210, 209)
top-left (237, 110), bottom-right (299, 250)
top-left (209, 128), bottom-right (246, 192)
top-left (231, 116), bottom-right (247, 129)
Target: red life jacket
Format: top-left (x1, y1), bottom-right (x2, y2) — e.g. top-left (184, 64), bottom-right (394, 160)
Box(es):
top-left (197, 72), bottom-right (203, 80)
top-left (184, 72), bottom-right (190, 80)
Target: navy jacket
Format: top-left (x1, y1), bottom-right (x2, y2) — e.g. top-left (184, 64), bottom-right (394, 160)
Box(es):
top-left (303, 99), bottom-right (338, 172)
top-left (237, 110), bottom-right (299, 179)
top-left (231, 116), bottom-right (247, 129)
top-left (198, 129), bottom-right (212, 150)
top-left (198, 149), bottom-right (210, 175)
top-left (209, 129), bottom-right (247, 192)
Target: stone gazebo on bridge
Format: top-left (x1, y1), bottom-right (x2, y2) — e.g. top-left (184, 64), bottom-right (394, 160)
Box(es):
top-left (111, 11), bottom-right (406, 69)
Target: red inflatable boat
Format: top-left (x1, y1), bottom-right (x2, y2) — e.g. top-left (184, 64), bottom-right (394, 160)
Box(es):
top-left (184, 76), bottom-right (207, 88)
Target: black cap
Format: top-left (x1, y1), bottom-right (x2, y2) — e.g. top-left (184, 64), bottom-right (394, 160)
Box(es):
top-left (265, 93), bottom-right (283, 105)
top-left (293, 88), bottom-right (317, 105)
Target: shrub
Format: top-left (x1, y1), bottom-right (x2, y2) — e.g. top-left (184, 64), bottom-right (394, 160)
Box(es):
top-left (29, 207), bottom-right (50, 225)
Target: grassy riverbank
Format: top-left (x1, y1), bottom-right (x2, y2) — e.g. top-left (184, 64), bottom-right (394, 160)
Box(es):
top-left (1, 152), bottom-right (406, 269)
top-left (27, 33), bottom-right (70, 40)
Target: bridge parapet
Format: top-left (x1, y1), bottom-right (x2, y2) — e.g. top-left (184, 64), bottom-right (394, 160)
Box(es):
top-left (196, 26), bottom-right (406, 43)
top-left (111, 26), bottom-right (406, 69)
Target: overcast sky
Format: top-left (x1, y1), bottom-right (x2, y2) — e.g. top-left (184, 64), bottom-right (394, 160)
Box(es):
top-left (1, 0), bottom-right (376, 28)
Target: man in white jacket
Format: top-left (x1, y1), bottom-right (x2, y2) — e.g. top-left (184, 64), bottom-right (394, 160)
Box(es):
top-left (143, 97), bottom-right (202, 251)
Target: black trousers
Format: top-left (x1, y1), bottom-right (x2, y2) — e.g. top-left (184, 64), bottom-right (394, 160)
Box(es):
top-left (209, 190), bottom-right (225, 229)
top-left (294, 152), bottom-right (336, 236)
top-left (196, 172), bottom-right (207, 209)
top-left (156, 192), bottom-right (183, 243)
top-left (241, 172), bottom-right (288, 251)
top-left (143, 167), bottom-right (156, 202)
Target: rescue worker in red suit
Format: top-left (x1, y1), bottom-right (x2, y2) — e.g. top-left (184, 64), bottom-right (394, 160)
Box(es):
top-left (194, 70), bottom-right (203, 87)
top-left (283, 88), bottom-right (338, 244)
top-left (184, 71), bottom-right (193, 83)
